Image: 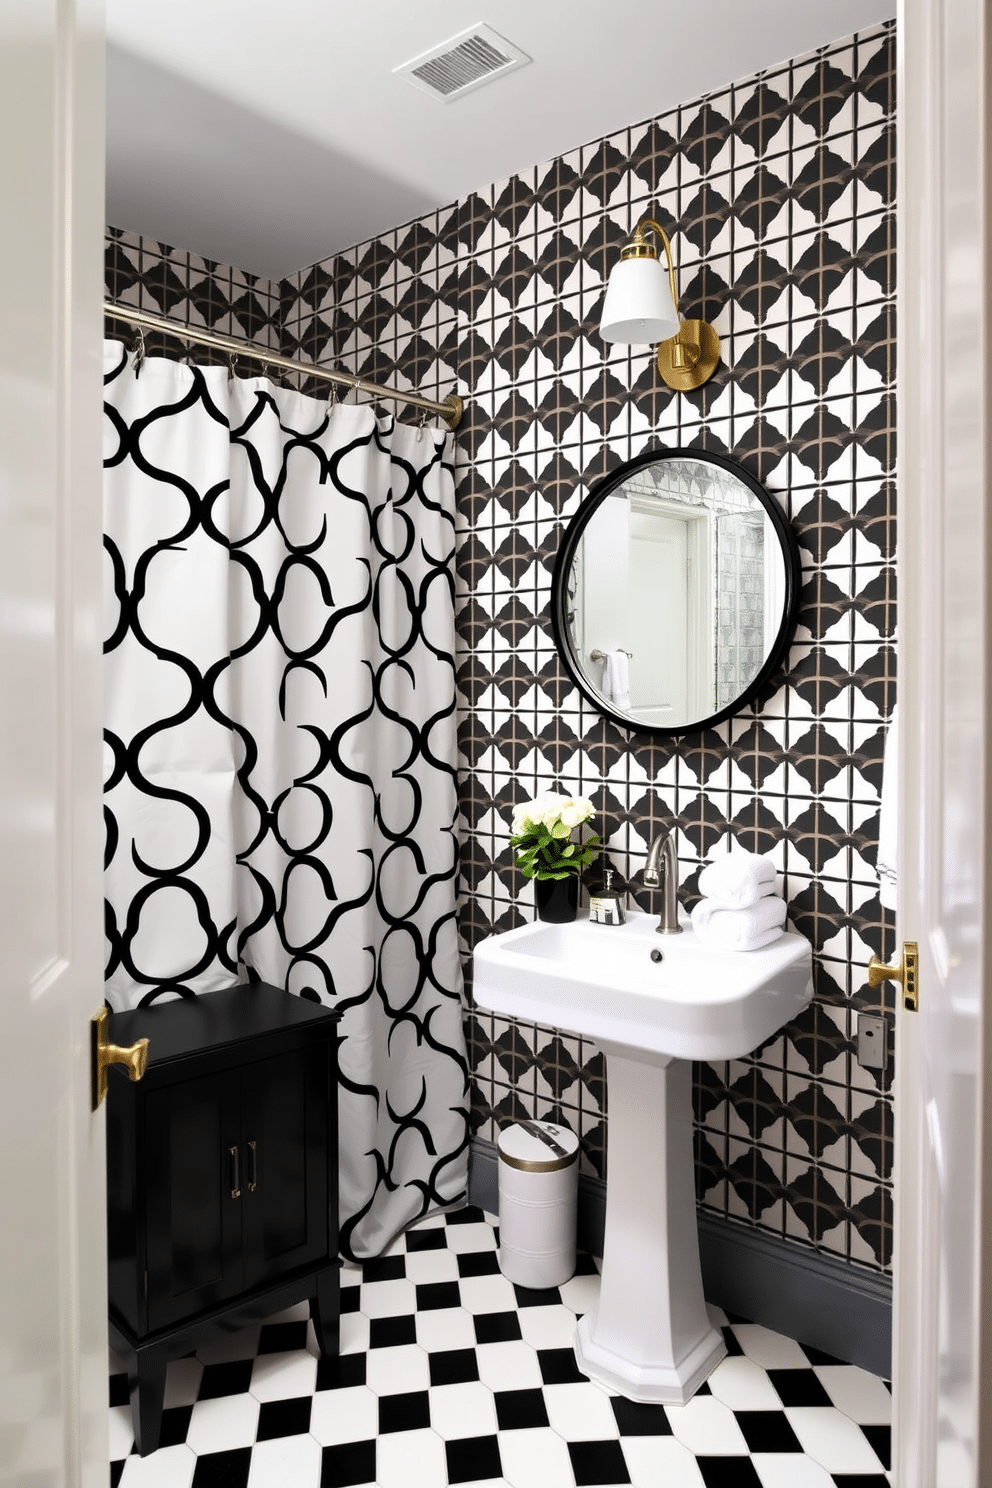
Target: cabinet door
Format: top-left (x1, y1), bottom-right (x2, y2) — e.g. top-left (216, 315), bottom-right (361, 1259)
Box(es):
top-left (145, 1069), bottom-right (243, 1332)
top-left (241, 1044), bottom-right (330, 1290)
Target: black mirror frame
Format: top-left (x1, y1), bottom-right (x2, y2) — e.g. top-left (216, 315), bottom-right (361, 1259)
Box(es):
top-left (550, 446), bottom-right (802, 737)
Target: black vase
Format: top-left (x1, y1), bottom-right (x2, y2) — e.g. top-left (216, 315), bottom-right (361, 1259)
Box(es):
top-left (534, 875), bottom-right (579, 924)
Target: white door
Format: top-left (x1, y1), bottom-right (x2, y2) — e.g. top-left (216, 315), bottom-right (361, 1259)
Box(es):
top-left (893, 1), bottom-right (992, 1483)
top-left (0, 4), bottom-right (108, 1486)
top-left (628, 511), bottom-right (688, 724)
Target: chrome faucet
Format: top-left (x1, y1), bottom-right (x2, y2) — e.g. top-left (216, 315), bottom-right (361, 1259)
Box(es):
top-left (643, 830), bottom-right (682, 935)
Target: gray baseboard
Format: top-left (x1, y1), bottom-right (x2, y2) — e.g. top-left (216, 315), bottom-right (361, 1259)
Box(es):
top-left (468, 1135), bottom-right (891, 1378)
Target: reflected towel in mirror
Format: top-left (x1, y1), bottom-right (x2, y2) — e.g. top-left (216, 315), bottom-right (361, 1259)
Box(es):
top-left (602, 650), bottom-right (631, 710)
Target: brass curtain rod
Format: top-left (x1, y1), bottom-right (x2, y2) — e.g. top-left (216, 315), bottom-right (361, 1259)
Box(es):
top-left (103, 302), bottom-right (463, 430)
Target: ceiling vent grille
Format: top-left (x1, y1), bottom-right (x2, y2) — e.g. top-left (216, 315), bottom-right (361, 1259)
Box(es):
top-left (395, 24), bottom-right (530, 102)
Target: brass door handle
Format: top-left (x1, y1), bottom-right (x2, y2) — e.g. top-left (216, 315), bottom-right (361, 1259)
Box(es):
top-left (868, 942), bottom-right (919, 1012)
top-left (90, 1005), bottom-right (150, 1110)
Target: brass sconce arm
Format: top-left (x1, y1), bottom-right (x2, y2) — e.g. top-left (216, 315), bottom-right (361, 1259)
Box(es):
top-left (621, 218), bottom-right (682, 317)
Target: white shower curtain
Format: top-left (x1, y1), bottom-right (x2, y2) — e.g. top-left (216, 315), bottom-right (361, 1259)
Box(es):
top-left (102, 342), bottom-right (468, 1256)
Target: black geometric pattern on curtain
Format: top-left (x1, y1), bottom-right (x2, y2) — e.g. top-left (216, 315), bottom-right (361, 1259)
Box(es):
top-left (102, 341), bottom-right (469, 1257)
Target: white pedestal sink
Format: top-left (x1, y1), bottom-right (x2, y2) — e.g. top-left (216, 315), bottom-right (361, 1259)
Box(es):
top-left (473, 910), bottom-right (813, 1404)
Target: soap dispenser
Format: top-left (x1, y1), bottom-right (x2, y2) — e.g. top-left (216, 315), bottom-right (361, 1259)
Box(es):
top-left (588, 866), bottom-right (626, 926)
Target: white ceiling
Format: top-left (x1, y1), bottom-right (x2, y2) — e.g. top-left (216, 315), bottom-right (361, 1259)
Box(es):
top-left (105, 0), bottom-right (897, 282)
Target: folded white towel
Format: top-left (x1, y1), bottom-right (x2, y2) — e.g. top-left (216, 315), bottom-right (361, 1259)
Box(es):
top-left (697, 851), bottom-right (777, 910)
top-left (690, 894), bottom-right (788, 951)
top-left (602, 651), bottom-right (631, 711)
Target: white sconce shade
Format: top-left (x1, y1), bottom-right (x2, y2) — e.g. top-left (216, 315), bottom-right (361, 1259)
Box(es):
top-left (599, 255), bottom-right (680, 344)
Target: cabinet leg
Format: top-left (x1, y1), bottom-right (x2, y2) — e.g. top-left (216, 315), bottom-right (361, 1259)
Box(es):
top-left (128, 1345), bottom-right (167, 1457)
top-left (311, 1267), bottom-right (340, 1358)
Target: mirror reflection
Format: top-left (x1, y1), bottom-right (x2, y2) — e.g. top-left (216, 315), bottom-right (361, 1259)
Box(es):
top-left (557, 453), bottom-right (796, 735)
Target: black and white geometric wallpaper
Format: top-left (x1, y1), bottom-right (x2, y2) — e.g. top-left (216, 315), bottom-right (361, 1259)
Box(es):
top-left (107, 19), bottom-right (896, 1273)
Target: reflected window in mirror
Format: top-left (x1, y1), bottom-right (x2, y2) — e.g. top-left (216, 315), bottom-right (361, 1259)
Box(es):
top-left (552, 449), bottom-right (800, 736)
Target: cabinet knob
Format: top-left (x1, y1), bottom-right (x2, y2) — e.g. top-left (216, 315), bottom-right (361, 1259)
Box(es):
top-left (90, 1006), bottom-right (150, 1111)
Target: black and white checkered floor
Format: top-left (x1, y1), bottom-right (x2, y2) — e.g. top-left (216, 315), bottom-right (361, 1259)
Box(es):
top-left (109, 1206), bottom-right (891, 1487)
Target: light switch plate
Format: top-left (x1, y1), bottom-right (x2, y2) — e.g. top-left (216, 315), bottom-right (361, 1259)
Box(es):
top-left (857, 1012), bottom-right (888, 1070)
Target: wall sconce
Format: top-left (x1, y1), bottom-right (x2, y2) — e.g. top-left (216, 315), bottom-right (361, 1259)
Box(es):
top-left (599, 219), bottom-right (720, 392)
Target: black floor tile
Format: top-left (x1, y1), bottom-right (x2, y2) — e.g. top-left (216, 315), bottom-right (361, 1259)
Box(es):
top-left (831, 1477), bottom-right (891, 1487)
top-left (405, 1226), bottom-right (447, 1252)
top-left (445, 1433), bottom-right (503, 1484)
top-left (538, 1346), bottom-right (587, 1384)
top-left (429, 1347), bottom-right (480, 1386)
top-left (573, 1253), bottom-right (599, 1275)
top-left (257, 1320), bottom-right (309, 1355)
top-left (722, 1326), bottom-right (745, 1356)
top-left (697, 1458), bottom-right (763, 1488)
top-left (861, 1423), bottom-right (891, 1468)
top-left (513, 1283), bottom-right (562, 1307)
top-left (369, 1313), bottom-right (417, 1349)
top-left (315, 1352), bottom-right (366, 1391)
top-left (457, 1249), bottom-right (501, 1277)
top-left (109, 1372), bottom-right (129, 1408)
top-left (109, 1462), bottom-right (124, 1488)
top-left (445, 1205), bottom-right (486, 1225)
top-left (360, 1254), bottom-right (406, 1284)
top-left (256, 1395), bottom-right (312, 1441)
top-left (568, 1438), bottom-right (631, 1485)
top-left (610, 1396), bottom-right (673, 1436)
top-left (415, 1280), bottom-right (461, 1311)
top-left (196, 1360), bottom-right (254, 1400)
top-left (378, 1389), bottom-right (431, 1434)
top-left (320, 1439), bottom-right (376, 1487)
top-left (474, 1309), bottom-right (522, 1344)
top-left (190, 1447), bottom-right (252, 1488)
top-left (340, 1285), bottom-right (360, 1314)
top-left (159, 1404), bottom-right (193, 1448)
top-left (735, 1410), bottom-right (803, 1452)
top-left (767, 1367), bottom-right (833, 1406)
top-left (494, 1387), bottom-right (550, 1430)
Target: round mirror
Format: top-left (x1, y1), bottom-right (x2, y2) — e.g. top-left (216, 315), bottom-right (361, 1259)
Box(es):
top-left (551, 448), bottom-right (801, 736)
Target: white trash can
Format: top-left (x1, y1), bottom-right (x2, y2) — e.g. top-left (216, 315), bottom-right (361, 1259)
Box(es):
top-left (497, 1120), bottom-right (580, 1289)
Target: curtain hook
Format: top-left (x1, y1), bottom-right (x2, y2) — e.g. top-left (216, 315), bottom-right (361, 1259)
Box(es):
top-left (416, 405), bottom-right (430, 442)
top-left (132, 326), bottom-right (145, 379)
top-left (229, 352), bottom-right (240, 380)
top-left (327, 379), bottom-right (339, 415)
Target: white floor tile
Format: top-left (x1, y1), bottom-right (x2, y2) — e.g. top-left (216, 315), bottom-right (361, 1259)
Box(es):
top-left (786, 1405), bottom-right (887, 1472)
top-left (499, 1426), bottom-right (575, 1488)
top-left (375, 1425), bottom-right (446, 1488)
top-left (517, 1304), bottom-right (579, 1351)
top-left (458, 1272), bottom-right (518, 1314)
top-left (752, 1452), bottom-right (837, 1488)
top-left (107, 1404), bottom-right (134, 1460)
top-left (708, 1354), bottom-right (786, 1411)
top-left (246, 1431), bottom-right (321, 1488)
top-left (309, 1384), bottom-right (378, 1446)
top-left (118, 1445), bottom-right (196, 1488)
top-left (558, 1272), bottom-right (600, 1316)
top-left (339, 1259), bottom-right (363, 1283)
top-left (414, 1305), bottom-right (478, 1353)
top-left (262, 1301), bottom-right (310, 1324)
top-left (814, 1364), bottom-right (892, 1424)
top-left (403, 1246), bottom-right (461, 1284)
top-left (195, 1325), bottom-right (260, 1365)
top-left (731, 1324), bottom-right (810, 1370)
top-left (359, 1277), bottom-right (416, 1318)
top-left (249, 1350), bottom-right (317, 1402)
top-left (338, 1311), bottom-right (370, 1355)
top-left (430, 1379), bottom-right (499, 1439)
top-left (185, 1392), bottom-right (259, 1454)
top-left (621, 1436), bottom-right (707, 1488)
top-left (665, 1395), bottom-right (749, 1456)
top-left (162, 1357), bottom-right (203, 1410)
top-left (445, 1221), bottom-right (498, 1254)
top-left (543, 1381), bottom-right (620, 1440)
top-left (364, 1342), bottom-right (431, 1396)
top-left (476, 1339), bottom-right (543, 1391)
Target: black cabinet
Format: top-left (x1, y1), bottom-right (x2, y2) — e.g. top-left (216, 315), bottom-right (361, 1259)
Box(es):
top-left (106, 984), bottom-right (339, 1455)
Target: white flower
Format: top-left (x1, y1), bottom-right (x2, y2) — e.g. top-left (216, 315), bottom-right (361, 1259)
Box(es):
top-left (512, 790), bottom-right (594, 836)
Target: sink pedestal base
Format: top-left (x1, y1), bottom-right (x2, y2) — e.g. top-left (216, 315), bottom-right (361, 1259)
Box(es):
top-left (574, 1049), bottom-right (726, 1403)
